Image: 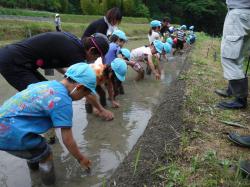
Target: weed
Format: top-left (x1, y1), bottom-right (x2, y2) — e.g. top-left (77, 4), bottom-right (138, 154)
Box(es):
top-left (133, 147), bottom-right (141, 176)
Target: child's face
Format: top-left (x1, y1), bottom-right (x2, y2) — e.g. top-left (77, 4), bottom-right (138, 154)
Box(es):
top-left (117, 40), bottom-right (125, 48)
top-left (156, 26), bottom-right (161, 32)
top-left (151, 46), bottom-right (157, 54)
top-left (70, 85), bottom-right (91, 101)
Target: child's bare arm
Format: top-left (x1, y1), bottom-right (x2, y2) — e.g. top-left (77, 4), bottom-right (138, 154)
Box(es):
top-left (148, 55), bottom-right (160, 80)
top-left (86, 94), bottom-right (114, 120)
top-left (61, 128), bottom-right (91, 168)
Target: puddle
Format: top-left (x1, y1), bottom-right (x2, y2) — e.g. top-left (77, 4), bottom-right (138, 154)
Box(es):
top-left (0, 39), bottom-right (186, 187)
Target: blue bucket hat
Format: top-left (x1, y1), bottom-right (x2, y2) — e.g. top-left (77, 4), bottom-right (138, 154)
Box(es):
top-left (111, 58), bottom-right (128, 82)
top-left (181, 25), bottom-right (187, 30)
top-left (150, 20), bottom-right (161, 28)
top-left (166, 37), bottom-right (173, 46)
top-left (189, 26), bottom-right (194, 30)
top-left (112, 29), bottom-right (127, 41)
top-left (164, 43), bottom-right (172, 54)
top-left (119, 48), bottom-right (131, 60)
top-left (65, 63), bottom-right (96, 94)
top-left (153, 40), bottom-right (164, 54)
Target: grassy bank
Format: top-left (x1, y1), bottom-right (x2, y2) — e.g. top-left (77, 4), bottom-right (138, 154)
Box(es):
top-left (151, 33), bottom-right (250, 186)
top-left (0, 19), bottom-right (148, 41)
top-left (0, 7), bottom-right (148, 24)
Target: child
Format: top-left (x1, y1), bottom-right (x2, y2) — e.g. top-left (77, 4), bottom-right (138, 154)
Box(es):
top-left (176, 25), bottom-right (186, 50)
top-left (0, 63), bottom-right (96, 185)
top-left (130, 40), bottom-right (164, 81)
top-left (90, 58), bottom-right (127, 109)
top-left (105, 29), bottom-right (127, 93)
top-left (104, 29), bottom-right (127, 65)
top-left (187, 26), bottom-right (196, 45)
top-left (85, 48), bottom-right (130, 113)
top-left (148, 20), bottom-right (161, 44)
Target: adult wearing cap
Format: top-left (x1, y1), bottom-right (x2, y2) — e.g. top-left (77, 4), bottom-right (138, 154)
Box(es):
top-left (0, 63), bottom-right (95, 185)
top-left (148, 20), bottom-right (162, 44)
top-left (215, 0), bottom-right (250, 110)
top-left (54, 13), bottom-right (61, 32)
top-left (82, 7), bottom-right (122, 39)
top-left (0, 31), bottom-right (113, 125)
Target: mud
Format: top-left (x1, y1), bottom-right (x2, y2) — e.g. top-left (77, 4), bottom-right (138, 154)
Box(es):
top-left (108, 53), bottom-right (190, 187)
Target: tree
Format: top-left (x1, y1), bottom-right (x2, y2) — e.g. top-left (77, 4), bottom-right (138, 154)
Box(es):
top-left (123, 0), bottom-right (135, 16)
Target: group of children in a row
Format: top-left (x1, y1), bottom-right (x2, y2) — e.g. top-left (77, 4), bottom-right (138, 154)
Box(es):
top-left (148, 19), bottom-right (196, 53)
top-left (0, 18), bottom-right (196, 185)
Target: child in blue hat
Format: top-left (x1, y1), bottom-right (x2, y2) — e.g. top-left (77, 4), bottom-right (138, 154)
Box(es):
top-left (0, 63), bottom-right (95, 185)
top-left (104, 29), bottom-right (127, 65)
top-left (90, 58), bottom-right (127, 108)
top-left (85, 31), bottom-right (128, 113)
top-left (130, 40), bottom-right (164, 81)
top-left (148, 20), bottom-right (162, 44)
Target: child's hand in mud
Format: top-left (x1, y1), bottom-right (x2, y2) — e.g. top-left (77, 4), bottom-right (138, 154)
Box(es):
top-left (79, 157), bottom-right (92, 169)
top-left (112, 101), bottom-right (120, 108)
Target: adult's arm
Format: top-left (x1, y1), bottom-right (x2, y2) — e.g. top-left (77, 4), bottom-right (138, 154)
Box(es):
top-left (56, 68), bottom-right (67, 75)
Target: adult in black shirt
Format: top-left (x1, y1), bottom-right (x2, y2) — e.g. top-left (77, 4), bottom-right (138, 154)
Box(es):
top-left (82, 7), bottom-right (122, 39)
top-left (0, 32), bottom-right (109, 91)
top-left (160, 18), bottom-right (170, 36)
top-left (0, 32), bottom-right (114, 122)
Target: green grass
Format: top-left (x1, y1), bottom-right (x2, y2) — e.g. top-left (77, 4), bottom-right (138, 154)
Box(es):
top-left (0, 19), bottom-right (149, 41)
top-left (149, 32), bottom-right (250, 186)
top-left (0, 7), bottom-right (149, 24)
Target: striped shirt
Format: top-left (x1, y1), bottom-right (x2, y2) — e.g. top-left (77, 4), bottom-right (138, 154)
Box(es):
top-left (177, 30), bottom-right (185, 41)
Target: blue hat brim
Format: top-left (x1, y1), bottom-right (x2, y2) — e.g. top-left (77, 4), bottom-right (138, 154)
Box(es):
top-left (114, 71), bottom-right (125, 82)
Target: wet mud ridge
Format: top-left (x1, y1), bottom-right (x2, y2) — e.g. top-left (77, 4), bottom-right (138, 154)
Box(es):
top-left (108, 51), bottom-right (191, 186)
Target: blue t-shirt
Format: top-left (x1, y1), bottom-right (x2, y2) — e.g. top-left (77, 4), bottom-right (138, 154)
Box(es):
top-left (0, 81), bottom-right (72, 151)
top-left (104, 42), bottom-right (120, 65)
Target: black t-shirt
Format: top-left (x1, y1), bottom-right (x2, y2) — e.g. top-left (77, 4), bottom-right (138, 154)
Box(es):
top-left (160, 26), bottom-right (169, 36)
top-left (0, 32), bottom-right (86, 70)
top-left (82, 18), bottom-right (108, 39)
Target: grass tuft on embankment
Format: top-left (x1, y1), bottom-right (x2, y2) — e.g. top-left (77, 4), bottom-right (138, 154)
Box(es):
top-left (151, 32), bottom-right (250, 186)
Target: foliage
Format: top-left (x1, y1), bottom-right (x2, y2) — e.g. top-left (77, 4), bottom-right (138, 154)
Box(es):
top-left (0, 0), bottom-right (228, 34)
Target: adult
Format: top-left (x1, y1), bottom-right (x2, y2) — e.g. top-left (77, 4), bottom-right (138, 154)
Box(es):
top-left (82, 7), bottom-right (122, 39)
top-left (0, 32), bottom-right (113, 121)
top-left (54, 13), bottom-right (62, 32)
top-left (215, 0), bottom-right (250, 109)
top-left (160, 18), bottom-right (170, 36)
top-left (227, 133), bottom-right (250, 177)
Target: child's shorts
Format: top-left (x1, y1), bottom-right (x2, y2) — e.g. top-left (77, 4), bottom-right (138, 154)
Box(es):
top-left (132, 62), bottom-right (144, 73)
top-left (6, 139), bottom-right (51, 163)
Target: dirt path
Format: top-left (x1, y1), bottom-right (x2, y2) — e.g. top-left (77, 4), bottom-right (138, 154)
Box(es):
top-left (108, 52), bottom-right (190, 186)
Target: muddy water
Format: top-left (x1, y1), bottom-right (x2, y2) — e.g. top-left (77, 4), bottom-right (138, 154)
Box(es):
top-left (0, 39), bottom-right (186, 187)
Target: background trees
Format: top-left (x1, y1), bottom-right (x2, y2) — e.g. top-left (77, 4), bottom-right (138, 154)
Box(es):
top-left (0, 0), bottom-right (227, 35)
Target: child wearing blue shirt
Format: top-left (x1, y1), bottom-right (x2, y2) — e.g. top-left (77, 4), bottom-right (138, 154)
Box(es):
top-left (0, 63), bottom-right (96, 185)
top-left (104, 29), bottom-right (127, 65)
